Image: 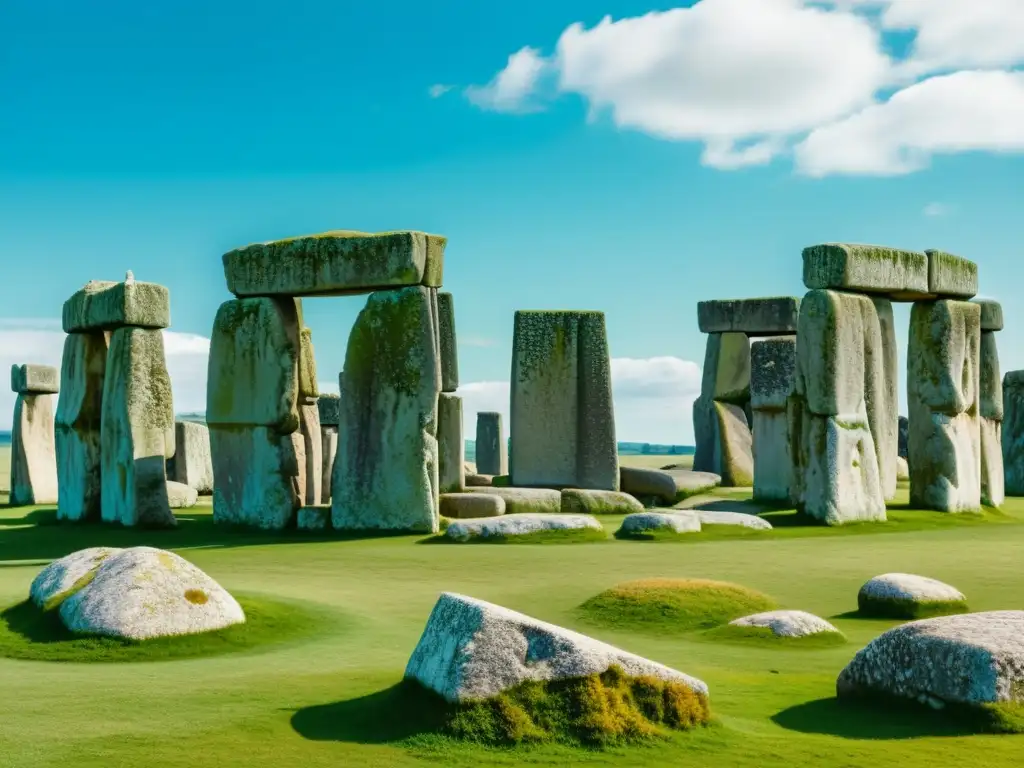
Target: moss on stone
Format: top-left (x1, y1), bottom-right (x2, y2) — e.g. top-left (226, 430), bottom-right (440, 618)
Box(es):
top-left (857, 594), bottom-right (969, 620)
top-left (42, 570), bottom-right (99, 612)
top-left (344, 287), bottom-right (431, 398)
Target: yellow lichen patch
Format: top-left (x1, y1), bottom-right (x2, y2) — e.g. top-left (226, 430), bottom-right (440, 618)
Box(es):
top-left (184, 589), bottom-right (209, 605)
top-left (157, 553), bottom-right (177, 571)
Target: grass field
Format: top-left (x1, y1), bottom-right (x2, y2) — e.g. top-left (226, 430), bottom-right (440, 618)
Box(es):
top-left (1, 452), bottom-right (1023, 767)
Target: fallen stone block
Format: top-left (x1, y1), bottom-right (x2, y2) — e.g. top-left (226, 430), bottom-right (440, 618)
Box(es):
top-left (617, 511), bottom-right (701, 537)
top-left (444, 513), bottom-right (603, 542)
top-left (729, 610), bottom-right (839, 638)
top-left (470, 487), bottom-right (561, 515)
top-left (440, 492), bottom-right (506, 519)
top-left (560, 488), bottom-right (644, 515)
top-left (695, 510), bottom-right (772, 530)
top-left (858, 573), bottom-right (967, 618)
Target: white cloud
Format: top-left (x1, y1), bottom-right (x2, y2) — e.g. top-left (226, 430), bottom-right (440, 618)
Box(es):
top-left (795, 71), bottom-right (1024, 177)
top-left (428, 84), bottom-right (454, 98)
top-left (922, 202), bottom-right (952, 217)
top-left (0, 321), bottom-right (211, 430)
top-left (457, 356), bottom-right (701, 445)
top-left (464, 46), bottom-right (550, 113)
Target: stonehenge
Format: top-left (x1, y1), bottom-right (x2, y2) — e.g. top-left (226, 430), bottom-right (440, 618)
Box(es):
top-left (318, 394), bottom-right (340, 505)
top-left (9, 364), bottom-right (60, 506)
top-left (976, 300), bottom-right (1004, 507)
top-left (750, 337), bottom-right (796, 502)
top-left (475, 412), bottom-right (507, 476)
top-left (1003, 372), bottom-right (1024, 497)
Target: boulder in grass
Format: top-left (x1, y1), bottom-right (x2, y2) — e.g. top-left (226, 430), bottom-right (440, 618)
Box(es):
top-left (166, 481), bottom-right (199, 509)
top-left (445, 513), bottom-right (603, 542)
top-left (465, 473), bottom-right (494, 487)
top-left (440, 493), bottom-right (506, 519)
top-left (561, 489), bottom-right (644, 516)
top-left (617, 511), bottom-right (701, 538)
top-left (858, 573), bottom-right (967, 619)
top-left (406, 591), bottom-right (710, 703)
top-left (695, 510), bottom-right (772, 530)
top-left (729, 610), bottom-right (841, 638)
top-left (620, 466), bottom-right (720, 505)
top-left (31, 546), bottom-right (245, 640)
top-left (469, 487), bottom-right (561, 515)
top-left (837, 611), bottom-right (1024, 714)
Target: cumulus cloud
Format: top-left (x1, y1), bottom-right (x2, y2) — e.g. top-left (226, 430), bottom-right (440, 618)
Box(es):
top-left (460, 0), bottom-right (1024, 175)
top-left (795, 71), bottom-right (1024, 177)
top-left (0, 320), bottom-right (211, 430)
top-left (457, 356), bottom-right (701, 445)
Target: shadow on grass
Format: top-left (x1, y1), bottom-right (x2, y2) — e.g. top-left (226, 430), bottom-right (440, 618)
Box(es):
top-left (772, 697), bottom-right (997, 740)
top-left (292, 682), bottom-right (445, 744)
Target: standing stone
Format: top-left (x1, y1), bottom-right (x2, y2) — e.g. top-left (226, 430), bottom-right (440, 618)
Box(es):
top-left (979, 320), bottom-right (1004, 507)
top-left (332, 286), bottom-right (441, 532)
top-left (791, 289), bottom-right (886, 524)
top-left (55, 333), bottom-right (108, 521)
top-left (907, 300), bottom-right (981, 513)
top-left (694, 332), bottom-right (753, 486)
top-left (898, 416), bottom-right (909, 460)
top-left (868, 298), bottom-right (899, 500)
top-left (298, 326), bottom-right (319, 403)
top-left (750, 338), bottom-right (796, 502)
top-left (437, 292), bottom-right (459, 393)
top-left (9, 374), bottom-right (59, 506)
top-left (510, 311), bottom-right (618, 490)
top-left (318, 394), bottom-right (340, 505)
top-left (475, 412), bottom-right (507, 476)
top-left (1003, 371), bottom-right (1024, 496)
top-left (100, 328), bottom-right (176, 528)
top-left (437, 394), bottom-right (465, 493)
top-left (300, 403), bottom-right (322, 505)
top-left (168, 421), bottom-right (214, 494)
top-left (209, 426), bottom-right (302, 529)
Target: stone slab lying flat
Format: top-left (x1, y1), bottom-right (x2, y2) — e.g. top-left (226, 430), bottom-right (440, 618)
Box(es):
top-left (444, 513), bottom-right (602, 542)
top-left (617, 511), bottom-right (701, 536)
top-left (11, 364), bottom-right (59, 395)
top-left (440, 493), bottom-right (506, 519)
top-left (63, 279), bottom-right (170, 332)
top-left (973, 299), bottom-right (1004, 332)
top-left (802, 244), bottom-right (929, 299)
top-left (405, 592), bottom-right (709, 702)
top-left (730, 610), bottom-right (839, 638)
top-left (926, 249), bottom-right (978, 299)
top-left (697, 297), bottom-right (800, 336)
top-left (223, 230), bottom-right (445, 297)
top-left (619, 466), bottom-right (720, 505)
top-left (858, 573), bottom-right (966, 615)
top-left (470, 487), bottom-right (562, 515)
top-left (695, 509), bottom-right (773, 530)
top-left (837, 611), bottom-right (1024, 707)
top-left (560, 488), bottom-right (644, 515)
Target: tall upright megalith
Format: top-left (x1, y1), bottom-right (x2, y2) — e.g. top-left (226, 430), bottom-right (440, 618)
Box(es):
top-left (1003, 371), bottom-right (1024, 496)
top-left (509, 311), bottom-right (617, 490)
top-left (9, 365), bottom-right (59, 506)
top-left (750, 338), bottom-right (796, 502)
top-left (437, 393), bottom-right (465, 494)
top-left (55, 332), bottom-right (108, 520)
top-left (168, 420), bottom-right (214, 495)
top-left (475, 412), bottom-right (507, 476)
top-left (333, 285), bottom-right (442, 531)
top-left (437, 292), bottom-right (459, 394)
top-left (318, 393), bottom-right (340, 505)
top-left (207, 296), bottom-right (303, 529)
top-left (975, 299), bottom-right (1004, 507)
top-left (869, 297), bottom-right (899, 500)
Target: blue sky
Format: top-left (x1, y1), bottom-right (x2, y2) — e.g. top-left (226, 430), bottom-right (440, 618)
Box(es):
top-left (2, 0), bottom-right (1023, 441)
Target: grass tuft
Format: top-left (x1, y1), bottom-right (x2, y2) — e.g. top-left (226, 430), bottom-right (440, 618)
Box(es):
top-left (856, 594), bottom-right (969, 620)
top-left (579, 578), bottom-right (778, 633)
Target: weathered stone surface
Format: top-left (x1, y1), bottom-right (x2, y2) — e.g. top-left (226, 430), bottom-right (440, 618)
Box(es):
top-left (617, 511), bottom-right (701, 536)
top-left (695, 510), bottom-right (772, 530)
top-left (560, 488), bottom-right (644, 516)
top-left (211, 425), bottom-right (302, 530)
top-left (62, 278), bottom-right (171, 333)
top-left (926, 249), bottom-right (978, 299)
top-left (697, 297), bottom-right (800, 336)
top-left (406, 592), bottom-right (708, 702)
top-left (437, 292), bottom-right (459, 392)
top-left (30, 547), bottom-right (119, 609)
top-left (510, 311), bottom-right (618, 491)
top-left (980, 418), bottom-right (1004, 507)
top-left (41, 547), bottom-right (245, 640)
top-left (471, 487), bottom-right (561, 515)
top-left (908, 300), bottom-right (981, 513)
top-left (692, 398), bottom-right (753, 487)
top-left (55, 332), bottom-right (107, 522)
top-left (297, 506), bottom-right (331, 531)
top-left (475, 412), bottom-right (507, 476)
top-left (332, 286), bottom-right (441, 533)
top-left (298, 326), bottom-right (319, 403)
top-left (1003, 371), bottom-right (1024, 496)
top-left (752, 410), bottom-right (792, 502)
top-left (166, 481), bottom-right (199, 509)
top-left (445, 513), bottom-right (602, 542)
top-left (802, 244), bottom-right (929, 299)
top-left (896, 456), bottom-right (910, 481)
top-left (100, 328), bottom-right (176, 528)
top-left (980, 331), bottom-right (1003, 421)
top-left (751, 337), bottom-right (796, 411)
top-left (979, 330), bottom-right (1004, 506)
top-left (973, 299), bottom-right (1004, 332)
top-left (665, 469), bottom-right (723, 497)
top-left (869, 298), bottom-right (899, 501)
top-left (168, 421), bottom-right (214, 495)
top-left (317, 393), bottom-right (341, 426)
top-left (730, 610), bottom-right (839, 637)
top-left (837, 611), bottom-right (1024, 707)
top-left (619, 466), bottom-right (719, 504)
top-left (207, 297), bottom-right (301, 432)
top-left (223, 230), bottom-right (446, 297)
top-left (898, 415), bottom-right (909, 459)
top-left (299, 403), bottom-right (322, 505)
top-left (437, 394), bottom-right (465, 494)
top-left (700, 332), bottom-right (750, 403)
top-left (440, 493), bottom-right (506, 519)
top-left (859, 573), bottom-right (966, 610)
top-left (11, 364), bottom-right (59, 395)
top-left (321, 425), bottom-right (338, 505)
top-left (465, 473), bottom-right (494, 487)
top-left (9, 394), bottom-right (59, 506)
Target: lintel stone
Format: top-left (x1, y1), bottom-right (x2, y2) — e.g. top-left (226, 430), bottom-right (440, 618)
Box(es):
top-left (697, 297), bottom-right (800, 336)
top-left (926, 250), bottom-right (978, 299)
top-left (802, 243), bottom-right (929, 300)
top-left (972, 299), bottom-right (1003, 332)
top-left (62, 279), bottom-right (170, 332)
top-left (222, 230), bottom-right (445, 297)
top-left (11, 364), bottom-right (59, 394)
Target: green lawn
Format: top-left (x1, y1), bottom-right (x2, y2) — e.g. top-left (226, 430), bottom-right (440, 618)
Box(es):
top-left (1, 456), bottom-right (1023, 767)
